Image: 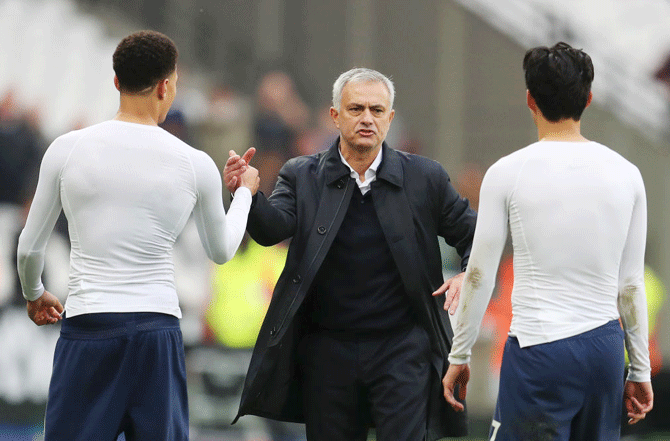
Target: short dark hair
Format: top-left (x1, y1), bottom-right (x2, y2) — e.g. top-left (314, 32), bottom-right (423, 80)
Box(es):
top-left (113, 30), bottom-right (178, 94)
top-left (523, 42), bottom-right (594, 122)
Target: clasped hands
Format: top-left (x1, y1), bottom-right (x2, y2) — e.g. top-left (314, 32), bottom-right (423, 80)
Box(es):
top-left (224, 147), bottom-right (260, 195)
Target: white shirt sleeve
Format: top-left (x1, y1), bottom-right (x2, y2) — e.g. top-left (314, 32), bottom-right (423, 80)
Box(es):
top-left (449, 164), bottom-right (510, 364)
top-left (617, 168), bottom-right (651, 383)
top-left (17, 137), bottom-right (68, 301)
top-left (448, 161), bottom-right (509, 364)
top-left (191, 150), bottom-right (251, 264)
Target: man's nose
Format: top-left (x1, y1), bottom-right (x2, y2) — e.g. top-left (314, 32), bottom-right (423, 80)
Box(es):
top-left (360, 109), bottom-right (373, 123)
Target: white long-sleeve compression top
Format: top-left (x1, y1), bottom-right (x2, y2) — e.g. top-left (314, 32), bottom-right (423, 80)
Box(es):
top-left (17, 120), bottom-right (251, 318)
top-left (449, 140), bottom-right (651, 382)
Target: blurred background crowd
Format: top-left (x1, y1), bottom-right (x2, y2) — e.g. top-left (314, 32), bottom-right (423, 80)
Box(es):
top-left (1, 0), bottom-right (670, 439)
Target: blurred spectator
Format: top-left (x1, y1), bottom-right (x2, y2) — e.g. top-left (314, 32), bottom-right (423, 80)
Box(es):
top-left (254, 70), bottom-right (310, 160)
top-left (0, 90), bottom-right (45, 308)
top-left (195, 82), bottom-right (253, 172)
top-left (441, 163), bottom-right (485, 275)
top-left (295, 103), bottom-right (340, 156)
top-left (0, 90), bottom-right (44, 206)
top-left (204, 236), bottom-right (287, 348)
top-left (455, 163), bottom-right (485, 211)
top-left (161, 108), bottom-right (192, 145)
top-left (655, 53), bottom-right (670, 92)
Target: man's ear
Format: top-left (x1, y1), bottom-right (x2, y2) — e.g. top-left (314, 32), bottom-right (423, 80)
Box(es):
top-left (330, 106), bottom-right (340, 129)
top-left (114, 75), bottom-right (121, 92)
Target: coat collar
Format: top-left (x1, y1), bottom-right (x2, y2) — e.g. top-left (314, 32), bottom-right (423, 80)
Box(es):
top-left (323, 137), bottom-right (403, 187)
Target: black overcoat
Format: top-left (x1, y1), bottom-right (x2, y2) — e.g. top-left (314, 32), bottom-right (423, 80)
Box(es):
top-left (234, 139), bottom-right (477, 440)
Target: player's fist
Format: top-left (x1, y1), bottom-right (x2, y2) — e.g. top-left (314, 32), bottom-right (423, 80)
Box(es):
top-left (239, 166), bottom-right (260, 195)
top-left (26, 290), bottom-right (63, 326)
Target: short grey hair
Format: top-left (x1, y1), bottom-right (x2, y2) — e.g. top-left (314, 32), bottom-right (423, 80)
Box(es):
top-left (332, 67), bottom-right (395, 111)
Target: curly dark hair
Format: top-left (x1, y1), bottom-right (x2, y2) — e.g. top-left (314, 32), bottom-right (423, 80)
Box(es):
top-left (113, 30), bottom-right (178, 94)
top-left (523, 42), bottom-right (594, 122)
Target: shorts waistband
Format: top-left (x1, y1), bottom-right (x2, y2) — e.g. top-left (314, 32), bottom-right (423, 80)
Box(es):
top-left (574, 319), bottom-right (622, 338)
top-left (509, 319), bottom-right (622, 346)
top-left (60, 312), bottom-right (179, 339)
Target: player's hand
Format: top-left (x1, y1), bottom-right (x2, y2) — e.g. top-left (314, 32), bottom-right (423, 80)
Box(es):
top-left (224, 147), bottom-right (256, 194)
top-left (624, 380), bottom-right (653, 425)
top-left (239, 166), bottom-right (260, 196)
top-left (26, 290), bottom-right (63, 326)
top-left (442, 363), bottom-right (470, 412)
top-left (432, 272), bottom-right (465, 315)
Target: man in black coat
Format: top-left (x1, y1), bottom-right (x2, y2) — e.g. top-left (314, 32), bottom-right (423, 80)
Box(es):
top-left (225, 67), bottom-right (476, 441)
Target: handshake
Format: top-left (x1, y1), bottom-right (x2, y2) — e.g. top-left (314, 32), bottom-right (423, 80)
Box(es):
top-left (224, 147), bottom-right (260, 196)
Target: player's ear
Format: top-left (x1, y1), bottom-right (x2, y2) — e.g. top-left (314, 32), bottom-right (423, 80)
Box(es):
top-left (585, 91), bottom-right (593, 109)
top-left (114, 76), bottom-right (121, 92)
top-left (526, 90), bottom-right (537, 113)
top-left (157, 78), bottom-right (169, 100)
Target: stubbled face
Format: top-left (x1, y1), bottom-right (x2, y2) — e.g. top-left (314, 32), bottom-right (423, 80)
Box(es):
top-left (331, 80), bottom-right (394, 155)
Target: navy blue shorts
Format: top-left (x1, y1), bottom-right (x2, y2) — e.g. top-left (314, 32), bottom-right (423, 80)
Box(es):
top-left (45, 312), bottom-right (189, 441)
top-left (490, 320), bottom-right (624, 441)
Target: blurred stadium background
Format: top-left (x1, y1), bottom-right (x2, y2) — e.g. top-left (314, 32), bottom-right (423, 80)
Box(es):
top-left (1, 0), bottom-right (670, 440)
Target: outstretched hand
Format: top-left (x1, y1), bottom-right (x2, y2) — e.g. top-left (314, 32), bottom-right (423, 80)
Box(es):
top-left (432, 272), bottom-right (464, 315)
top-left (26, 290), bottom-right (63, 326)
top-left (442, 363), bottom-right (470, 412)
top-left (624, 380), bottom-right (653, 425)
top-left (224, 147), bottom-right (256, 194)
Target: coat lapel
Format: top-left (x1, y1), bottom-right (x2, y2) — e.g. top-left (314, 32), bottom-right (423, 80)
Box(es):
top-left (371, 146), bottom-right (437, 339)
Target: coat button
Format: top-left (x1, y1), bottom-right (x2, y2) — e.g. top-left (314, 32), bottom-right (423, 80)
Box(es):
top-left (270, 327), bottom-right (278, 336)
top-left (292, 275), bottom-right (302, 284)
top-left (317, 226), bottom-right (327, 234)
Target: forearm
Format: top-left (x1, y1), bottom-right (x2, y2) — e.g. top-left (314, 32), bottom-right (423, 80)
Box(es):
top-left (196, 187), bottom-right (252, 264)
top-left (17, 247), bottom-right (46, 301)
top-left (447, 164), bottom-right (508, 364)
top-left (619, 281), bottom-right (651, 382)
top-left (618, 171), bottom-right (650, 382)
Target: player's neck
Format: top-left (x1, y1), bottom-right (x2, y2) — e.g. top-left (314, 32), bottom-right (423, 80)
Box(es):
top-left (536, 117), bottom-right (589, 143)
top-left (114, 96), bottom-right (162, 126)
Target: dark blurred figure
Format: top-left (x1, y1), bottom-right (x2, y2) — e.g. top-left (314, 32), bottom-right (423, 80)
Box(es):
top-left (655, 53), bottom-right (670, 91)
top-left (0, 90), bottom-right (46, 309)
top-left (0, 90), bottom-right (44, 206)
top-left (253, 71), bottom-right (310, 160)
top-left (655, 53), bottom-right (670, 142)
top-left (295, 103), bottom-right (340, 157)
top-left (160, 108), bottom-right (192, 145)
top-left (195, 82), bottom-right (253, 177)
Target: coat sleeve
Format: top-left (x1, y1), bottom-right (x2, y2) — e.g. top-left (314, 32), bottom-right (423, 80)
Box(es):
top-left (435, 166), bottom-right (477, 272)
top-left (247, 159), bottom-right (298, 246)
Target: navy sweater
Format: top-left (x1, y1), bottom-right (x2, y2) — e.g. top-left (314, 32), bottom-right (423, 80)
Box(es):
top-left (307, 186), bottom-right (415, 333)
